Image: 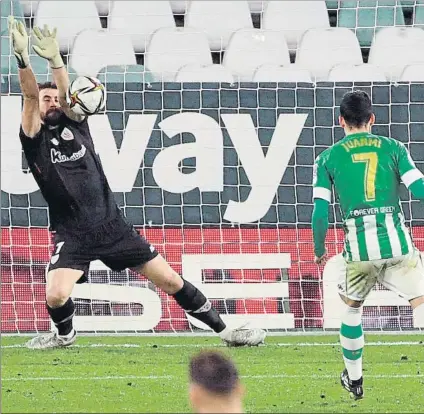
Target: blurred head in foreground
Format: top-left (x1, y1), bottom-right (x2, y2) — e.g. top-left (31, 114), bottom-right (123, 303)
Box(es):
top-left (339, 90), bottom-right (375, 134)
top-left (189, 351), bottom-right (244, 413)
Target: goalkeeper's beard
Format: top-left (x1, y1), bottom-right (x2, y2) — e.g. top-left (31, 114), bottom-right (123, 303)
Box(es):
top-left (43, 108), bottom-right (65, 128)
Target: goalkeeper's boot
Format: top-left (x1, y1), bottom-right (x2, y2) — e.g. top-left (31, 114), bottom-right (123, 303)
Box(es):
top-left (26, 330), bottom-right (77, 350)
top-left (223, 328), bottom-right (266, 347)
top-left (340, 369), bottom-right (364, 400)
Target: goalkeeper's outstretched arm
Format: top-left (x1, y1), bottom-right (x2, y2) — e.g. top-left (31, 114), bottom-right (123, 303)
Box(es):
top-left (32, 24), bottom-right (84, 122)
top-left (8, 16), bottom-right (41, 138)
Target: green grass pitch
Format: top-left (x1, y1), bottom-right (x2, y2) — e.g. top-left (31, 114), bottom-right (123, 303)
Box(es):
top-left (1, 335), bottom-right (423, 413)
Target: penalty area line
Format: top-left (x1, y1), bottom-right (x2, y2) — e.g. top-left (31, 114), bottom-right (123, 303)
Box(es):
top-left (1, 341), bottom-right (423, 349)
top-left (2, 374), bottom-right (424, 382)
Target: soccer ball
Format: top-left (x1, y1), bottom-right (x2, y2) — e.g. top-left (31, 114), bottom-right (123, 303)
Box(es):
top-left (66, 76), bottom-right (106, 116)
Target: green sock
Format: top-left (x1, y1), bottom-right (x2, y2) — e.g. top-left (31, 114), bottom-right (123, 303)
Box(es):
top-left (340, 306), bottom-right (364, 381)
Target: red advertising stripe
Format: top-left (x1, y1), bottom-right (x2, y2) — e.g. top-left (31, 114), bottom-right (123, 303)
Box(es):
top-left (2, 227), bottom-right (423, 333)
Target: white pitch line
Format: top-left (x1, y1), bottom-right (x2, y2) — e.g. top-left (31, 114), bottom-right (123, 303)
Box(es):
top-left (1, 341), bottom-right (423, 349)
top-left (2, 374), bottom-right (424, 382)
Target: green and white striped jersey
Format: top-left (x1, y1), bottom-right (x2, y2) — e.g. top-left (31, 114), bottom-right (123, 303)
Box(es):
top-left (313, 132), bottom-right (423, 262)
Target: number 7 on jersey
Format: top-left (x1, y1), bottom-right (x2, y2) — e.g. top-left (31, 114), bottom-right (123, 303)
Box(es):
top-left (352, 152), bottom-right (378, 202)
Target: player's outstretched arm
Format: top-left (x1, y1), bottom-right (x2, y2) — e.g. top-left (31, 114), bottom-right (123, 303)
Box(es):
top-left (31, 24), bottom-right (84, 123)
top-left (409, 178), bottom-right (424, 201)
top-left (312, 198), bottom-right (329, 263)
top-left (397, 142), bottom-right (424, 201)
top-left (8, 16), bottom-right (41, 138)
top-left (312, 153), bottom-right (332, 264)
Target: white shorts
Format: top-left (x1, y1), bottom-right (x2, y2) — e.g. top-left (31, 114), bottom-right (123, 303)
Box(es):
top-left (326, 249), bottom-right (424, 302)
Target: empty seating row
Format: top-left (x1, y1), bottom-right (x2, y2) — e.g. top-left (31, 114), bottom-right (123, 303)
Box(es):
top-left (18, 0), bottom-right (269, 17)
top-left (2, 61), bottom-right (424, 87)
top-left (3, 26), bottom-right (424, 82)
top-left (71, 26), bottom-right (424, 81)
top-left (6, 0), bottom-right (424, 54)
top-left (174, 62), bottom-right (424, 82)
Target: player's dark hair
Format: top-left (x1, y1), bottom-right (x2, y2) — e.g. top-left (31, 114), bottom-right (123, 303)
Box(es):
top-left (340, 90), bottom-right (373, 128)
top-left (38, 82), bottom-right (58, 91)
top-left (189, 351), bottom-right (239, 395)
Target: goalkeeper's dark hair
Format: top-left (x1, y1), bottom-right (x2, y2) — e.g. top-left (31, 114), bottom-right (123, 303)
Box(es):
top-left (340, 90), bottom-right (373, 128)
top-left (38, 82), bottom-right (57, 91)
top-left (189, 351), bottom-right (239, 395)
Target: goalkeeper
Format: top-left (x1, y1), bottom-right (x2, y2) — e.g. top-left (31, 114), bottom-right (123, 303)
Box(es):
top-left (312, 90), bottom-right (424, 400)
top-left (8, 17), bottom-right (266, 349)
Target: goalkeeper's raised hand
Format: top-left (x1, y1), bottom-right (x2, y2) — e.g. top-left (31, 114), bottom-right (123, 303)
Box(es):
top-left (8, 16), bottom-right (30, 69)
top-left (32, 24), bottom-right (63, 69)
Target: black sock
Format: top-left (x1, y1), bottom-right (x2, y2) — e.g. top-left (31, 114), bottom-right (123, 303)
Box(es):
top-left (173, 279), bottom-right (226, 333)
top-left (46, 298), bottom-right (75, 336)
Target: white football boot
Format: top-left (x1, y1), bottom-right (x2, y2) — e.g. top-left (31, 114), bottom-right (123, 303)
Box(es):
top-left (222, 328), bottom-right (266, 347)
top-left (26, 330), bottom-right (77, 350)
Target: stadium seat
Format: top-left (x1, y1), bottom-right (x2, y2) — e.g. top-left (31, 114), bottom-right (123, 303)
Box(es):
top-left (34, 1), bottom-right (101, 53)
top-left (295, 28), bottom-right (363, 81)
top-left (97, 64), bottom-right (154, 84)
top-left (69, 29), bottom-right (136, 77)
top-left (20, 1), bottom-right (39, 17)
top-left (327, 63), bottom-right (387, 81)
top-left (184, 0), bottom-right (253, 51)
top-left (109, 1), bottom-right (175, 53)
top-left (222, 29), bottom-right (290, 82)
top-left (337, 0), bottom-right (405, 48)
top-left (368, 27), bottom-right (424, 80)
top-left (252, 64), bottom-right (313, 82)
top-left (175, 63), bottom-right (234, 82)
top-left (326, 1), bottom-right (339, 9)
top-left (248, 1), bottom-right (268, 13)
top-left (95, 0), bottom-right (110, 17)
top-left (1, 0), bottom-right (25, 35)
top-left (399, 63), bottom-right (424, 81)
top-left (145, 27), bottom-right (212, 82)
top-left (262, 1), bottom-right (330, 51)
top-left (413, 0), bottom-right (424, 28)
top-left (170, 0), bottom-right (187, 14)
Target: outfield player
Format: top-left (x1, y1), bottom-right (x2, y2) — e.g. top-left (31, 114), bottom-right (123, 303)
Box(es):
top-left (189, 351), bottom-right (245, 413)
top-left (8, 17), bottom-right (266, 349)
top-left (312, 90), bottom-right (424, 399)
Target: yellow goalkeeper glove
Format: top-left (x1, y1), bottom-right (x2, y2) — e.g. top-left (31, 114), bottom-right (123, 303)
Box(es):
top-left (8, 16), bottom-right (30, 69)
top-left (32, 24), bottom-right (63, 69)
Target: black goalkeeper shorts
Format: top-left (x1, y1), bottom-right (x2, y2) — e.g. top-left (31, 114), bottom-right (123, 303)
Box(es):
top-left (48, 216), bottom-right (158, 283)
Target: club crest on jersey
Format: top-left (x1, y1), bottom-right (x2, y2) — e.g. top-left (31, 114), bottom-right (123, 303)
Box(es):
top-left (61, 127), bottom-right (74, 141)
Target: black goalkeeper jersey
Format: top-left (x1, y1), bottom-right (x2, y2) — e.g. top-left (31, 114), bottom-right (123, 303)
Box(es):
top-left (20, 115), bottom-right (119, 233)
